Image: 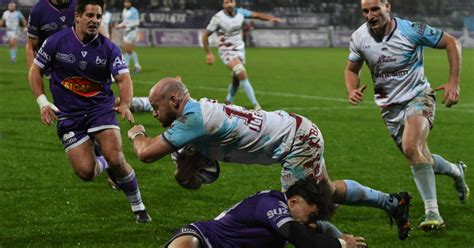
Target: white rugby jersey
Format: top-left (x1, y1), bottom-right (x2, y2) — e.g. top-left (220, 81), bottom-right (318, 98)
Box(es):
top-left (162, 98), bottom-right (297, 165)
top-left (121, 7), bottom-right (139, 32)
top-left (2, 10), bottom-right (25, 31)
top-left (101, 11), bottom-right (112, 38)
top-left (349, 17), bottom-right (444, 107)
top-left (206, 8), bottom-right (252, 53)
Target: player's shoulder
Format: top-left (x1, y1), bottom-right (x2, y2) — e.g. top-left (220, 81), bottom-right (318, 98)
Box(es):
top-left (46, 27), bottom-right (72, 43)
top-left (30, 0), bottom-right (46, 13)
top-left (351, 22), bottom-right (369, 39)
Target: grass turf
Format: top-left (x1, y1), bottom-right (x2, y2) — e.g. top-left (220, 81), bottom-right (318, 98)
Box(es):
top-left (0, 46), bottom-right (473, 247)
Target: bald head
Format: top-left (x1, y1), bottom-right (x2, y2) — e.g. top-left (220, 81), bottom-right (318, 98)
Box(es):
top-left (149, 77), bottom-right (189, 101)
top-left (148, 77), bottom-right (190, 127)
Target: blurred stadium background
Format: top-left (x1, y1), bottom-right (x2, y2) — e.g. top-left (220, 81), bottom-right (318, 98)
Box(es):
top-left (0, 0), bottom-right (473, 247)
top-left (2, 0), bottom-right (474, 48)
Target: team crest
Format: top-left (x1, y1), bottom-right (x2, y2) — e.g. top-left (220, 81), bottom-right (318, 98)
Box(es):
top-left (79, 61), bottom-right (88, 70)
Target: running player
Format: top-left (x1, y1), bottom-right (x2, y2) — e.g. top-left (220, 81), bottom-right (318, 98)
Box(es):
top-left (1, 2), bottom-right (27, 63)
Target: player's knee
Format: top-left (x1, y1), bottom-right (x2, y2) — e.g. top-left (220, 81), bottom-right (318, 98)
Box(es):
top-left (402, 143), bottom-right (424, 163)
top-left (74, 168), bottom-right (96, 181)
top-left (104, 151), bottom-right (126, 168)
top-left (167, 235), bottom-right (201, 248)
top-left (232, 64), bottom-right (246, 79)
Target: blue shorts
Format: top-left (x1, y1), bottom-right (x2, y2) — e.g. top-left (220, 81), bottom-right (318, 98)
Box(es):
top-left (164, 224), bottom-right (207, 248)
top-left (56, 109), bottom-right (119, 152)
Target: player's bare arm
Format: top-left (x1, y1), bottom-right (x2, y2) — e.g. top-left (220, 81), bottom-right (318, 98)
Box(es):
top-left (114, 72), bottom-right (135, 123)
top-left (434, 32), bottom-right (462, 108)
top-left (344, 60), bottom-right (366, 105)
top-left (201, 30), bottom-right (215, 65)
top-left (128, 125), bottom-right (174, 163)
top-left (25, 37), bottom-right (39, 68)
top-left (250, 12), bottom-right (283, 23)
top-left (28, 63), bottom-right (58, 126)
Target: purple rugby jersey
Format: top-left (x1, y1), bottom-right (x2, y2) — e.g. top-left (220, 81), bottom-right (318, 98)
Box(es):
top-left (27, 0), bottom-right (76, 47)
top-left (34, 27), bottom-right (129, 116)
top-left (192, 190), bottom-right (294, 248)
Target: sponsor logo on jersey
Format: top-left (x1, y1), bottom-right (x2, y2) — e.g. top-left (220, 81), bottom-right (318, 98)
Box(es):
top-left (60, 16), bottom-right (66, 22)
top-left (55, 53), bottom-right (76, 63)
top-left (112, 55), bottom-right (125, 68)
top-left (61, 76), bottom-right (103, 97)
top-left (95, 56), bottom-right (107, 66)
top-left (81, 51), bottom-right (88, 58)
top-left (40, 22), bottom-right (58, 32)
top-left (376, 55), bottom-right (396, 64)
top-left (38, 48), bottom-right (51, 61)
top-left (266, 201), bottom-right (289, 219)
top-left (373, 69), bottom-right (409, 79)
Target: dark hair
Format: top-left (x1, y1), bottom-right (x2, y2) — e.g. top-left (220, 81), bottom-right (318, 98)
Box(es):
top-left (76, 0), bottom-right (105, 14)
top-left (285, 179), bottom-right (336, 221)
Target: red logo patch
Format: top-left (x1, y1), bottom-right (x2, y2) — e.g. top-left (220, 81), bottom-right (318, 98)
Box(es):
top-left (61, 77), bottom-right (103, 97)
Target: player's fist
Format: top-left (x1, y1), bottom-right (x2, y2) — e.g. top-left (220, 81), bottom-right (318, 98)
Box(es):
top-left (348, 84), bottom-right (367, 105)
top-left (206, 53), bottom-right (215, 65)
top-left (128, 124), bottom-right (146, 140)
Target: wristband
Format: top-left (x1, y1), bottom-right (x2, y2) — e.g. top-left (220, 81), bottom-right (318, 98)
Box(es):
top-left (130, 131), bottom-right (145, 140)
top-left (36, 94), bottom-right (50, 108)
top-left (338, 238), bottom-right (347, 248)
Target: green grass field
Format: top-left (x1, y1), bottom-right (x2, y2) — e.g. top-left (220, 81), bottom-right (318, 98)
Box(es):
top-left (0, 46), bottom-right (473, 247)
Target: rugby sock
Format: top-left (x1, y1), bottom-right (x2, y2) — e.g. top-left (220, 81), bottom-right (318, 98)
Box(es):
top-left (131, 52), bottom-right (140, 67)
top-left (10, 49), bottom-right (16, 61)
top-left (124, 52), bottom-right (131, 66)
top-left (240, 78), bottom-right (258, 106)
top-left (342, 179), bottom-right (397, 213)
top-left (117, 170), bottom-right (145, 212)
top-left (432, 154), bottom-right (462, 178)
top-left (225, 83), bottom-right (239, 103)
top-left (411, 164), bottom-right (439, 214)
top-left (96, 155), bottom-right (109, 174)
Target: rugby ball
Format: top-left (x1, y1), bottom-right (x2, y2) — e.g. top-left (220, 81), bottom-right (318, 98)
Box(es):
top-left (171, 145), bottom-right (220, 190)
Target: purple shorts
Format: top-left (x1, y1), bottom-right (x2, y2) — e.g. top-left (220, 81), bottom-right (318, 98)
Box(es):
top-left (56, 109), bottom-right (119, 152)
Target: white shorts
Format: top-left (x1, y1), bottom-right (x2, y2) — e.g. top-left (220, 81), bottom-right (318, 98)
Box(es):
top-left (6, 30), bottom-right (20, 40)
top-left (280, 114), bottom-right (327, 191)
top-left (123, 29), bottom-right (138, 44)
top-left (218, 48), bottom-right (246, 65)
top-left (381, 88), bottom-right (436, 146)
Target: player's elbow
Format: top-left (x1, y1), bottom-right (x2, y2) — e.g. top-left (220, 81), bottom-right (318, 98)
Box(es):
top-left (136, 149), bottom-right (158, 164)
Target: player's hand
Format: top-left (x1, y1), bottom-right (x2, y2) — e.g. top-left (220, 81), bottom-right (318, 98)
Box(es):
top-left (348, 84), bottom-right (367, 105)
top-left (434, 82), bottom-right (460, 108)
top-left (115, 104), bottom-right (135, 123)
top-left (175, 75), bottom-right (182, 81)
top-left (36, 94), bottom-right (59, 126)
top-left (39, 105), bottom-right (59, 126)
top-left (340, 234), bottom-right (367, 248)
top-left (206, 53), bottom-right (215, 65)
top-left (128, 124), bottom-right (146, 140)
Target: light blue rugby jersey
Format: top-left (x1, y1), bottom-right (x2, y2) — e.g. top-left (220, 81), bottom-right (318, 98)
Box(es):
top-left (349, 17), bottom-right (443, 107)
top-left (161, 98), bottom-right (296, 165)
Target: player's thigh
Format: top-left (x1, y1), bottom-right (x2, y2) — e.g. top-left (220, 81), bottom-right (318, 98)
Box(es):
top-left (402, 115), bottom-right (431, 157)
top-left (167, 235), bottom-right (201, 248)
top-left (93, 129), bottom-right (125, 163)
top-left (66, 138), bottom-right (96, 179)
top-left (225, 57), bottom-right (242, 70)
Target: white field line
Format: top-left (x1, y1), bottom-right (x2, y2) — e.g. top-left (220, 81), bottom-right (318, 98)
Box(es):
top-left (1, 69), bottom-right (473, 111)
